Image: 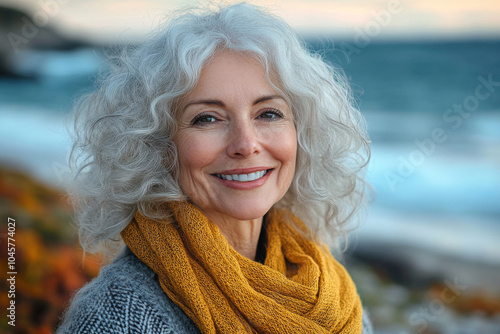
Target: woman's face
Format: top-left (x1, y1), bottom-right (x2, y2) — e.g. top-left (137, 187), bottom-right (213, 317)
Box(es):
top-left (174, 51), bottom-right (297, 222)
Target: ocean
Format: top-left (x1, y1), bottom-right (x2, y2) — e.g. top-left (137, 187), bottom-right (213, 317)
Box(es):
top-left (1, 39), bottom-right (499, 264)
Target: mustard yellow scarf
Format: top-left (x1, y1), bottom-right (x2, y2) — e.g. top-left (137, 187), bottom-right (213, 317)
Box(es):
top-left (121, 201), bottom-right (362, 333)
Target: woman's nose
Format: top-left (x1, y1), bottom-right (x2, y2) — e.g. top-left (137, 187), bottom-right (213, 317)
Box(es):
top-left (226, 120), bottom-right (261, 158)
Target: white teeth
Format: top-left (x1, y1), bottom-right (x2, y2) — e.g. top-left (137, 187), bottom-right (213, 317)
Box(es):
top-left (217, 170), bottom-right (268, 182)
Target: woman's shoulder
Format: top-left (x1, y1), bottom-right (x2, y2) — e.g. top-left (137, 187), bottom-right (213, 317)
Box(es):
top-left (56, 248), bottom-right (200, 334)
top-left (362, 309), bottom-right (374, 334)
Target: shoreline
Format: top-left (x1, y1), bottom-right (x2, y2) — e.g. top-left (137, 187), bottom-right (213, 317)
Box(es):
top-left (350, 239), bottom-right (500, 295)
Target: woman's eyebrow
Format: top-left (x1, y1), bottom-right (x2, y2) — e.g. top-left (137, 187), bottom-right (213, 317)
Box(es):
top-left (252, 95), bottom-right (285, 105)
top-left (183, 100), bottom-right (225, 111)
top-left (183, 95), bottom-right (285, 111)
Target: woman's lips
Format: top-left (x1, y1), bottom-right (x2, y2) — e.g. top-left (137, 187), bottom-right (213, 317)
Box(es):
top-left (215, 170), bottom-right (268, 181)
top-left (211, 168), bottom-right (273, 189)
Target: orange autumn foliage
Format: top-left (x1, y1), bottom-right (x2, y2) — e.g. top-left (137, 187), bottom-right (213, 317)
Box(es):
top-left (0, 167), bottom-right (103, 333)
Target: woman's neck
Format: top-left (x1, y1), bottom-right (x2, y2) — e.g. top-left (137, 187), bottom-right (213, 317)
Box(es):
top-left (204, 213), bottom-right (263, 260)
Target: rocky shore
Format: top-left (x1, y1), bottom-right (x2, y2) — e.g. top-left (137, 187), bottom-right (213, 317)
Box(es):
top-left (347, 241), bottom-right (500, 333)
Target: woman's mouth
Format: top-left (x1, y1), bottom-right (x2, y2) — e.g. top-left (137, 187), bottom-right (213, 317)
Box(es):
top-left (214, 169), bottom-right (270, 182)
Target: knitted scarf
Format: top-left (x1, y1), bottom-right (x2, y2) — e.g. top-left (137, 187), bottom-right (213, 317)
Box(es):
top-left (121, 201), bottom-right (362, 333)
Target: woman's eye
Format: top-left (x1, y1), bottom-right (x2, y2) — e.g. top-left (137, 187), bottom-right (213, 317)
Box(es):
top-left (259, 109), bottom-right (284, 120)
top-left (192, 113), bottom-right (217, 125)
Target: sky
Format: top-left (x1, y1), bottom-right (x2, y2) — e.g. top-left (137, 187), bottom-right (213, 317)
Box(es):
top-left (1, 0), bottom-right (500, 42)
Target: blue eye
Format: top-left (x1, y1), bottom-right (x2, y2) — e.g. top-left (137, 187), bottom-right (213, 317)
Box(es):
top-left (259, 109), bottom-right (284, 120)
top-left (192, 113), bottom-right (218, 125)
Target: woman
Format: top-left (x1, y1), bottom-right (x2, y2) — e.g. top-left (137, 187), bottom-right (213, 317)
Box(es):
top-left (58, 2), bottom-right (372, 333)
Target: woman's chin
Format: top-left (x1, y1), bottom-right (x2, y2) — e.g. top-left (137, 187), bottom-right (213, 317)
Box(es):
top-left (210, 202), bottom-right (273, 223)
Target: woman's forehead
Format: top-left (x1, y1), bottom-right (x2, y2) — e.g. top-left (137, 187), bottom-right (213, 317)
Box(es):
top-left (181, 52), bottom-right (282, 106)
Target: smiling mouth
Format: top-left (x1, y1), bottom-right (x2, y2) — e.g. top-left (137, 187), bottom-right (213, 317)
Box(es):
top-left (214, 169), bottom-right (270, 182)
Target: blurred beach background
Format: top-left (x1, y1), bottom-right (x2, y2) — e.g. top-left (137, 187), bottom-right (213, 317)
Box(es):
top-left (1, 0), bottom-right (499, 333)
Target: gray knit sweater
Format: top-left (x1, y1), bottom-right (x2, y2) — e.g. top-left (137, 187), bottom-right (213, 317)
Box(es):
top-left (57, 248), bottom-right (373, 333)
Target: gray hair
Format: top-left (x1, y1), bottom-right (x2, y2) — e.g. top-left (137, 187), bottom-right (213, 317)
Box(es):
top-left (69, 2), bottom-right (370, 254)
